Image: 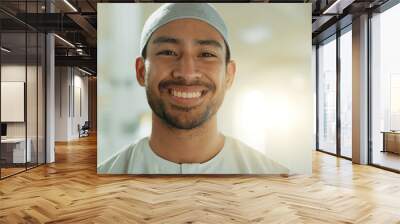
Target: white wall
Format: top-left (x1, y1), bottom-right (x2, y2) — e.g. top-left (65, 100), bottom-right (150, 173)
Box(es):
top-left (1, 63), bottom-right (46, 164)
top-left (1, 65), bottom-right (39, 137)
top-left (1, 82), bottom-right (25, 122)
top-left (55, 67), bottom-right (89, 141)
top-left (55, 67), bottom-right (68, 141)
top-left (72, 73), bottom-right (89, 138)
top-left (1, 66), bottom-right (26, 133)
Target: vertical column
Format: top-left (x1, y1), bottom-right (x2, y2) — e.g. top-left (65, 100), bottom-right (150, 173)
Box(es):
top-left (46, 1), bottom-right (55, 163)
top-left (352, 14), bottom-right (369, 164)
top-left (336, 30), bottom-right (341, 156)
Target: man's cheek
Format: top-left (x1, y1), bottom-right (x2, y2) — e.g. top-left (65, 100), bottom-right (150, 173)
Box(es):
top-left (144, 72), bottom-right (155, 88)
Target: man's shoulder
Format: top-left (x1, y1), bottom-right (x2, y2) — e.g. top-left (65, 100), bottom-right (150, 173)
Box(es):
top-left (97, 137), bottom-right (148, 174)
top-left (225, 136), bottom-right (289, 174)
top-left (226, 137), bottom-right (263, 156)
top-left (225, 136), bottom-right (268, 160)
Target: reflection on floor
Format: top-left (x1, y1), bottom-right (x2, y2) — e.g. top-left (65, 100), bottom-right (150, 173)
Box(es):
top-left (340, 148), bottom-right (352, 158)
top-left (0, 135), bottom-right (400, 223)
top-left (0, 163), bottom-right (40, 178)
top-left (0, 167), bottom-right (25, 178)
top-left (373, 150), bottom-right (400, 171)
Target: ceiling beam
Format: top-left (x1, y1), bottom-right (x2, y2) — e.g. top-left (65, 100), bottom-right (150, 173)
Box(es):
top-left (55, 55), bottom-right (96, 68)
top-left (322, 0), bottom-right (356, 15)
top-left (67, 13), bottom-right (97, 39)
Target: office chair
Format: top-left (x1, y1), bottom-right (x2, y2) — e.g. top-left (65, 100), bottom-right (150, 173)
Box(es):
top-left (79, 121), bottom-right (90, 138)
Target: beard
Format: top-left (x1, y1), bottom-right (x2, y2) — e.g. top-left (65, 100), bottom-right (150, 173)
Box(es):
top-left (145, 78), bottom-right (222, 130)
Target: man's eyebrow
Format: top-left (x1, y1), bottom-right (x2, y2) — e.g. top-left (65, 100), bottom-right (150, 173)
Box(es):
top-left (152, 36), bottom-right (180, 45)
top-left (195, 39), bottom-right (223, 49)
top-left (151, 36), bottom-right (223, 49)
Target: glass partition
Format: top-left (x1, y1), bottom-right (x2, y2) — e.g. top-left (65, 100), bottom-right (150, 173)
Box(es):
top-left (1, 30), bottom-right (28, 178)
top-left (0, 1), bottom-right (46, 179)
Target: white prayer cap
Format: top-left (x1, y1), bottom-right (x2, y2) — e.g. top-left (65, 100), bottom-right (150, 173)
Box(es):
top-left (139, 3), bottom-right (229, 57)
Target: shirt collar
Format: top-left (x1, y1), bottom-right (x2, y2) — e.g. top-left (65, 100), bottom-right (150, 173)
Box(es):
top-left (143, 136), bottom-right (229, 168)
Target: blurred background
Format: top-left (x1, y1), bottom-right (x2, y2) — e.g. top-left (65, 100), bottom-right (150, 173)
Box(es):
top-left (97, 3), bottom-right (312, 174)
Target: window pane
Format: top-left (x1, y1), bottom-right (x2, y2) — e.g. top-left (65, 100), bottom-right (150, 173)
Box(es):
top-left (340, 29), bottom-right (352, 158)
top-left (371, 3), bottom-right (400, 171)
top-left (318, 37), bottom-right (337, 154)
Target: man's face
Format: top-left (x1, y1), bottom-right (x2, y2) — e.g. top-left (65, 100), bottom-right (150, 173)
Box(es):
top-left (136, 19), bottom-right (235, 130)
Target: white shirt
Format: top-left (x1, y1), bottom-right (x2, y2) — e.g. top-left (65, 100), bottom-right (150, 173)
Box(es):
top-left (98, 136), bottom-right (289, 174)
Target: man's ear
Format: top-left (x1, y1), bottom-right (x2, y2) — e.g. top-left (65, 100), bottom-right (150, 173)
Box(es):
top-left (225, 60), bottom-right (236, 89)
top-left (135, 57), bottom-right (146, 86)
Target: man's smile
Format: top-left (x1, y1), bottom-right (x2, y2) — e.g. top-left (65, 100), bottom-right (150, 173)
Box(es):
top-left (163, 85), bottom-right (211, 107)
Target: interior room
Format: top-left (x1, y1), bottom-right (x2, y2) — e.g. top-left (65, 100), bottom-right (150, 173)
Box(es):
top-left (0, 0), bottom-right (399, 223)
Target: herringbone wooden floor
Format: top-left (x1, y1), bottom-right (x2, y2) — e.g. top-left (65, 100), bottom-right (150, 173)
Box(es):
top-left (1, 134), bottom-right (400, 224)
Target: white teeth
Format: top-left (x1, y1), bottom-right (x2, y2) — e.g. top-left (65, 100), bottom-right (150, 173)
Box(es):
top-left (171, 90), bottom-right (202, 99)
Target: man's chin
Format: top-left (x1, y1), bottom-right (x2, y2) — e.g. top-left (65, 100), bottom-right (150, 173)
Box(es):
top-left (163, 116), bottom-right (205, 130)
top-left (159, 109), bottom-right (210, 130)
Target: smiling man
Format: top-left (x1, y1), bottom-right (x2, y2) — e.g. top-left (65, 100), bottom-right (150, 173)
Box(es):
top-left (98, 3), bottom-right (289, 174)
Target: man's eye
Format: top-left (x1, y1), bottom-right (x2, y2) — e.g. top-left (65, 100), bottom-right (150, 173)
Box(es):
top-left (157, 50), bottom-right (177, 56)
top-left (200, 52), bottom-right (216, 58)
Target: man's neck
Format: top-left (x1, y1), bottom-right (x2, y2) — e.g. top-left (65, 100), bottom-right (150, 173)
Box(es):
top-left (149, 114), bottom-right (224, 164)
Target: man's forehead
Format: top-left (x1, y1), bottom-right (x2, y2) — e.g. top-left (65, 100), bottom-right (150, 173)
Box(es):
top-left (149, 19), bottom-right (225, 46)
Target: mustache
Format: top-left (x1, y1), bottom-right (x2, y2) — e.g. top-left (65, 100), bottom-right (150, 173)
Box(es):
top-left (159, 78), bottom-right (215, 91)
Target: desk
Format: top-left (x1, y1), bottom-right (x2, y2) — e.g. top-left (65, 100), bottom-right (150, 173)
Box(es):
top-left (1, 138), bottom-right (31, 163)
top-left (382, 131), bottom-right (400, 154)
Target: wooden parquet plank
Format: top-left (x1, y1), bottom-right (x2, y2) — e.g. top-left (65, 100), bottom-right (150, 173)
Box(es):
top-left (1, 134), bottom-right (400, 223)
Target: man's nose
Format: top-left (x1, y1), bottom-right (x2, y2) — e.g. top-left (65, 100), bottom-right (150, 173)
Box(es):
top-left (172, 54), bottom-right (201, 80)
